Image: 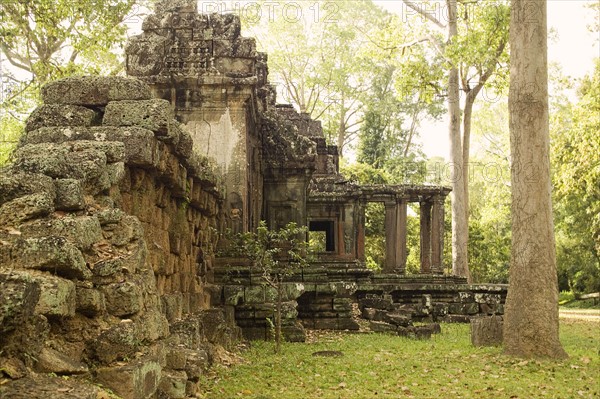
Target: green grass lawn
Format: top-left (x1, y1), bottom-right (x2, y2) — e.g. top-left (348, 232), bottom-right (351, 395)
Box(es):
top-left (199, 319), bottom-right (600, 399)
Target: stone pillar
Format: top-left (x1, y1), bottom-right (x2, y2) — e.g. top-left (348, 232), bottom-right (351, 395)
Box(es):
top-left (384, 201), bottom-right (397, 272)
top-left (394, 200), bottom-right (408, 274)
top-left (419, 201), bottom-right (432, 274)
top-left (357, 201), bottom-right (366, 262)
top-left (431, 195), bottom-right (445, 274)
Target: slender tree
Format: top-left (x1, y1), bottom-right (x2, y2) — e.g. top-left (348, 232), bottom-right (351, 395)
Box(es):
top-left (400, 0), bottom-right (509, 281)
top-left (503, 0), bottom-right (567, 359)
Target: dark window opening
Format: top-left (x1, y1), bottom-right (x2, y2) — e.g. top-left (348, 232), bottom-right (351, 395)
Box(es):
top-left (309, 220), bottom-right (336, 252)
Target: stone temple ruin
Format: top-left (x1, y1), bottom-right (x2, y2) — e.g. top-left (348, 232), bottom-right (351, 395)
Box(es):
top-left (0, 1), bottom-right (507, 398)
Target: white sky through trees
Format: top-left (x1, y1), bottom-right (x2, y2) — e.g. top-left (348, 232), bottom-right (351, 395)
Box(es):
top-left (373, 0), bottom-right (599, 159)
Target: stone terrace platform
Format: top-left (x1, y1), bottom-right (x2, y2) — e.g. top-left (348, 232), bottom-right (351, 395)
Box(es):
top-left (213, 259), bottom-right (507, 341)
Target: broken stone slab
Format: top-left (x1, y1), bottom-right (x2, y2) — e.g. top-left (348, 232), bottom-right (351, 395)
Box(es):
top-left (18, 136), bottom-right (126, 184)
top-left (25, 104), bottom-right (98, 132)
top-left (7, 236), bottom-right (90, 280)
top-left (85, 126), bottom-right (158, 167)
top-left (474, 293), bottom-right (502, 305)
top-left (0, 271), bottom-right (41, 333)
top-left (170, 311), bottom-right (211, 347)
top-left (359, 295), bottom-right (394, 311)
top-left (0, 192), bottom-right (55, 226)
top-left (361, 307), bottom-right (377, 320)
top-left (156, 117), bottom-right (181, 147)
top-left (470, 315), bottom-right (503, 347)
top-left (96, 207), bottom-right (126, 225)
top-left (282, 320), bottom-right (307, 342)
top-left (166, 347), bottom-right (187, 370)
top-left (162, 293), bottom-right (183, 323)
top-left (34, 347), bottom-right (89, 375)
top-left (103, 99), bottom-right (172, 136)
top-left (91, 258), bottom-right (125, 278)
top-left (99, 161), bottom-right (126, 193)
top-left (383, 312), bottom-right (412, 327)
top-left (369, 320), bottom-right (397, 334)
top-left (32, 273), bottom-right (76, 317)
top-left (0, 374), bottom-right (109, 399)
top-left (95, 358), bottom-right (162, 399)
top-left (41, 76), bottom-right (151, 106)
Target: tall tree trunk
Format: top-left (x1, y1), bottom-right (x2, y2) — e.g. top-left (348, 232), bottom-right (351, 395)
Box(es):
top-left (461, 89), bottom-right (480, 271)
top-left (503, 0), bottom-right (567, 359)
top-left (337, 101), bottom-right (346, 158)
top-left (447, 0), bottom-right (470, 281)
top-left (275, 278), bottom-right (283, 354)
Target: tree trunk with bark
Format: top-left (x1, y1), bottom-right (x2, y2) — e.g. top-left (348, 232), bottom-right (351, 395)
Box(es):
top-left (275, 277), bottom-right (283, 354)
top-left (503, 0), bottom-right (568, 359)
top-left (447, 0), bottom-right (471, 281)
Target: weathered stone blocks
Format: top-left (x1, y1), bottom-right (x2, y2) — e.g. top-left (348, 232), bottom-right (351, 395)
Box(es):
top-left (20, 216), bottom-right (103, 251)
top-left (25, 104), bottom-right (98, 132)
top-left (34, 347), bottom-right (88, 375)
top-left (0, 172), bottom-right (55, 206)
top-left (0, 374), bottom-right (108, 399)
top-left (126, 33), bottom-right (170, 76)
top-left (76, 287), bottom-right (106, 316)
top-left (54, 179), bottom-right (85, 211)
top-left (0, 272), bottom-right (40, 333)
top-left (41, 76), bottom-right (152, 105)
top-left (33, 274), bottom-right (76, 317)
top-left (6, 236), bottom-right (90, 280)
top-left (159, 370), bottom-right (188, 398)
top-left (93, 319), bottom-right (139, 364)
top-left (103, 281), bottom-right (143, 316)
top-left (0, 192), bottom-right (55, 225)
top-left (103, 99), bottom-right (172, 135)
top-left (95, 359), bottom-right (162, 399)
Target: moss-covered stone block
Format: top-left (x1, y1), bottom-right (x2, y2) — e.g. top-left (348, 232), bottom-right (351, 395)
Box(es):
top-left (33, 274), bottom-right (76, 317)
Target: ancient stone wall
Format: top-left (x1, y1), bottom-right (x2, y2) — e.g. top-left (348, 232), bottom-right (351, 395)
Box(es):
top-left (0, 76), bottom-right (238, 399)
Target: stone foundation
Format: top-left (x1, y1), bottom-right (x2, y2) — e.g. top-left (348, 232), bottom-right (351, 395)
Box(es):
top-left (214, 259), bottom-right (507, 341)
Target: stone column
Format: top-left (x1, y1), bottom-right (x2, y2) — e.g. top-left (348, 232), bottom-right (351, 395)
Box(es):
top-left (419, 201), bottom-right (432, 274)
top-left (384, 201), bottom-right (397, 272)
top-left (357, 201), bottom-right (366, 262)
top-left (431, 195), bottom-right (445, 274)
top-left (394, 200), bottom-right (408, 274)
